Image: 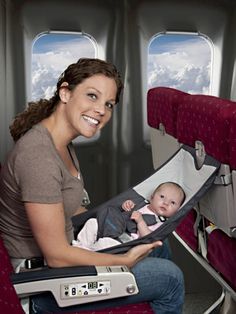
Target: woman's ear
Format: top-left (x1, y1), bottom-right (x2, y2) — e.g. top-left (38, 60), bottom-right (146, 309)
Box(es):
top-left (59, 82), bottom-right (70, 104)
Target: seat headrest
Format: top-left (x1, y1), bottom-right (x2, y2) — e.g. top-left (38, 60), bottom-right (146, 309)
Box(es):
top-left (147, 87), bottom-right (188, 137)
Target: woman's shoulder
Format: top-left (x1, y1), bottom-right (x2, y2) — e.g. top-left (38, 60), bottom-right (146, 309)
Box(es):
top-left (8, 124), bottom-right (57, 169)
top-left (17, 124), bottom-right (53, 150)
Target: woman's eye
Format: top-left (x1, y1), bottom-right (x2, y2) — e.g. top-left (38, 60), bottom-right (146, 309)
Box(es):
top-left (88, 93), bottom-right (97, 100)
top-left (171, 201), bottom-right (176, 205)
top-left (106, 102), bottom-right (114, 110)
top-left (160, 195), bottom-right (164, 199)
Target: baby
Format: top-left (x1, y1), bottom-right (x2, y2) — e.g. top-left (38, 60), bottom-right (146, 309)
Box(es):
top-left (73, 182), bottom-right (185, 250)
top-left (122, 181), bottom-right (185, 238)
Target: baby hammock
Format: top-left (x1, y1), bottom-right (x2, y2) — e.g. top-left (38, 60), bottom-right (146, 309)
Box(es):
top-left (72, 144), bottom-right (220, 254)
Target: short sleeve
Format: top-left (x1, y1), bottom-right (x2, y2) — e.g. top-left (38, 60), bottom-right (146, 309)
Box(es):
top-left (14, 146), bottom-right (63, 203)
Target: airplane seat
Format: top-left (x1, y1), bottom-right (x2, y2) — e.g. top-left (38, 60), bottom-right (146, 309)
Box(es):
top-left (229, 109), bottom-right (236, 221)
top-left (0, 164), bottom-right (154, 314)
top-left (204, 108), bottom-right (236, 295)
top-left (0, 166), bottom-right (21, 313)
top-left (0, 232), bottom-right (24, 314)
top-left (176, 93), bottom-right (236, 233)
top-left (147, 87), bottom-right (200, 252)
top-left (147, 86), bottom-right (189, 135)
top-left (173, 208), bottom-right (198, 252)
top-left (147, 87), bottom-right (188, 169)
top-left (176, 93), bottom-right (236, 295)
top-left (147, 87), bottom-right (236, 302)
top-left (176, 93), bottom-right (236, 163)
top-left (207, 226), bottom-right (236, 292)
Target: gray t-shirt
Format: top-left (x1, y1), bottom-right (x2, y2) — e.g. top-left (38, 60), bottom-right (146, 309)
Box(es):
top-left (0, 124), bottom-right (84, 258)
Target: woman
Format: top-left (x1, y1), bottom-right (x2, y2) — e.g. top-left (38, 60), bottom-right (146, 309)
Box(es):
top-left (0, 58), bottom-right (184, 313)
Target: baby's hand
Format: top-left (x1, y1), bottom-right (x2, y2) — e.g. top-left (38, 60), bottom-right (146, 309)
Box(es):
top-left (122, 200), bottom-right (135, 211)
top-left (131, 211), bottom-right (144, 223)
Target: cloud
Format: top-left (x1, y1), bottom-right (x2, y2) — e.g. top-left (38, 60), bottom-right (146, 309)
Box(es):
top-left (154, 38), bottom-right (211, 65)
top-left (31, 37), bottom-right (95, 100)
top-left (148, 38), bottom-right (211, 94)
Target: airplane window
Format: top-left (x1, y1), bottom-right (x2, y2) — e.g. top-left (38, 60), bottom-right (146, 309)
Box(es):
top-left (148, 33), bottom-right (212, 94)
top-left (32, 32), bottom-right (99, 144)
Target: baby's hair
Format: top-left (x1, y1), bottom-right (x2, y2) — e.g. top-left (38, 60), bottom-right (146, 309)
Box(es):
top-left (153, 181), bottom-right (186, 205)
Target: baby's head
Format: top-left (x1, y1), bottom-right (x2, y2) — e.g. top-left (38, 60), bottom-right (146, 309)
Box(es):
top-left (149, 182), bottom-right (185, 218)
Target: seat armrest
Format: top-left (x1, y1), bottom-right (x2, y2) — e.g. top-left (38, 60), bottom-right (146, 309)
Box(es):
top-left (12, 265), bottom-right (139, 307)
top-left (11, 265), bottom-right (97, 284)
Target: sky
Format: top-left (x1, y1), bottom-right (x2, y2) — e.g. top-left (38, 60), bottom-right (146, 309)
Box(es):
top-left (32, 33), bottom-right (96, 100)
top-left (31, 33), bottom-right (211, 100)
top-left (148, 34), bottom-right (211, 94)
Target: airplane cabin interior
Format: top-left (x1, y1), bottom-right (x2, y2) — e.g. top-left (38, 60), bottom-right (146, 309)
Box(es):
top-left (1, 0), bottom-right (236, 313)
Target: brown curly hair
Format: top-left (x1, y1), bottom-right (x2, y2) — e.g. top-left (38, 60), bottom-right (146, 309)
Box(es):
top-left (10, 58), bottom-right (123, 142)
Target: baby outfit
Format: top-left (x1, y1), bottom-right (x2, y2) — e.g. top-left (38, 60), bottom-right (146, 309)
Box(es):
top-left (73, 204), bottom-right (166, 251)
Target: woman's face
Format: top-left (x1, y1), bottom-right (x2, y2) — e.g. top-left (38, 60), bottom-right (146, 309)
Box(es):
top-left (62, 74), bottom-right (118, 138)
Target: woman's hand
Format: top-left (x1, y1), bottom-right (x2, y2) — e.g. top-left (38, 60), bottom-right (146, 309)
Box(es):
top-left (124, 241), bottom-right (163, 268)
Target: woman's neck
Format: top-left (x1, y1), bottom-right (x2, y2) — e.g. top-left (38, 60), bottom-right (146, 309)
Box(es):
top-left (41, 113), bottom-right (79, 177)
top-left (41, 107), bottom-right (74, 149)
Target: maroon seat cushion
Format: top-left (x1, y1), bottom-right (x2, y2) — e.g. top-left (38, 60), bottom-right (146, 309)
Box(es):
top-left (229, 110), bottom-right (236, 170)
top-left (175, 209), bottom-right (198, 252)
top-left (1, 161), bottom-right (24, 313)
top-left (207, 229), bottom-right (236, 291)
top-left (177, 94), bottom-right (236, 164)
top-left (1, 160), bottom-right (23, 312)
top-left (147, 87), bottom-right (188, 137)
top-left (0, 236), bottom-right (25, 314)
top-left (55, 302), bottom-right (154, 314)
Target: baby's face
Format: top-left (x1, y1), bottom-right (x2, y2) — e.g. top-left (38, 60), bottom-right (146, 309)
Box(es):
top-left (149, 184), bottom-right (184, 217)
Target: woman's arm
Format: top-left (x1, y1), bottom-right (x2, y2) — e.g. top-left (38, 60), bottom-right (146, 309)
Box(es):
top-left (25, 202), bottom-right (162, 269)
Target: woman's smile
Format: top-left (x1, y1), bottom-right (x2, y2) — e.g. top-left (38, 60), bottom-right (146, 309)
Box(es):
top-left (82, 114), bottom-right (100, 127)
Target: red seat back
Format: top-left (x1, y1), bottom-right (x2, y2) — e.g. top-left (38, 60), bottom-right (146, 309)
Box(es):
top-left (229, 110), bottom-right (236, 169)
top-left (0, 235), bottom-right (25, 314)
top-left (176, 94), bottom-right (236, 164)
top-left (147, 87), bottom-right (188, 137)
